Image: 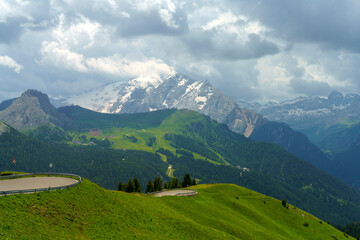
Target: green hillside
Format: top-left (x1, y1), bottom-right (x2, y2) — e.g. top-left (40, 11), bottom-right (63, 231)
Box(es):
top-left (3, 108), bottom-right (360, 224)
top-left (0, 180), bottom-right (353, 240)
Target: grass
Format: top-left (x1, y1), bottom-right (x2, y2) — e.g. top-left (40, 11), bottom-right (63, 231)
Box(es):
top-left (0, 180), bottom-right (352, 239)
top-left (64, 109), bottom-right (223, 164)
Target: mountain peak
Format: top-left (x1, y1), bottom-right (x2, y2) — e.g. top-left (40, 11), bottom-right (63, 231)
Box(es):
top-left (0, 89), bottom-right (70, 130)
top-left (328, 91), bottom-right (344, 104)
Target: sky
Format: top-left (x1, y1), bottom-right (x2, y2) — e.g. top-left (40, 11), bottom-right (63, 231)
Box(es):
top-left (1, 0), bottom-right (360, 103)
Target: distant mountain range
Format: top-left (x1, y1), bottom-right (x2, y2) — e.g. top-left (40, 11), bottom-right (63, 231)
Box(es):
top-left (237, 91), bottom-right (360, 153)
top-left (1, 90), bottom-right (360, 224)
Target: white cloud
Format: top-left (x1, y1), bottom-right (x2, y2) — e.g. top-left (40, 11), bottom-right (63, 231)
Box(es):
top-left (86, 54), bottom-right (176, 77)
top-left (39, 41), bottom-right (175, 78)
top-left (202, 11), bottom-right (241, 31)
top-left (131, 0), bottom-right (179, 28)
top-left (0, 55), bottom-right (23, 73)
top-left (0, 0), bottom-right (30, 22)
top-left (40, 41), bottom-right (88, 72)
top-left (53, 14), bottom-right (104, 49)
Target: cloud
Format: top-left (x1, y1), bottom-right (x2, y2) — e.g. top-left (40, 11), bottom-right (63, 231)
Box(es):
top-left (1, 0), bottom-right (360, 103)
top-left (40, 41), bottom-right (88, 72)
top-left (86, 55), bottom-right (176, 77)
top-left (0, 17), bottom-right (25, 43)
top-left (0, 1), bottom-right (57, 43)
top-left (183, 30), bottom-right (279, 60)
top-left (226, 0), bottom-right (360, 52)
top-left (39, 41), bottom-right (175, 78)
top-left (0, 55), bottom-right (23, 73)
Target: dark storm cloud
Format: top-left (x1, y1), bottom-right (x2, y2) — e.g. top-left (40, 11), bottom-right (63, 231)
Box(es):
top-left (0, 1), bottom-right (57, 43)
top-left (183, 31), bottom-right (279, 60)
top-left (55, 0), bottom-right (188, 38)
top-left (227, 0), bottom-right (360, 52)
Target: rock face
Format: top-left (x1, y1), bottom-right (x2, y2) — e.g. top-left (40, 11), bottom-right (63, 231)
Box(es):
top-left (224, 106), bottom-right (267, 137)
top-left (0, 90), bottom-right (70, 130)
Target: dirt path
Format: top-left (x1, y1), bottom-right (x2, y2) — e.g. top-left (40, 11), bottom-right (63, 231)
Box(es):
top-left (153, 189), bottom-right (197, 197)
top-left (0, 177), bottom-right (78, 191)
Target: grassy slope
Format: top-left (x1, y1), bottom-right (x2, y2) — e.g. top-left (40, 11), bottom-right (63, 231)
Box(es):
top-left (0, 180), bottom-right (352, 240)
top-left (22, 108), bottom-right (360, 224)
top-left (58, 107), bottom-right (239, 163)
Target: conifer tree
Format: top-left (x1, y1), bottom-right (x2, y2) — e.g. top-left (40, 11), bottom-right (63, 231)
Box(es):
top-left (192, 178), bottom-right (197, 186)
top-left (146, 180), bottom-right (154, 193)
top-left (154, 177), bottom-right (163, 192)
top-left (182, 173), bottom-right (192, 187)
top-left (133, 178), bottom-right (142, 192)
top-left (117, 181), bottom-right (125, 191)
top-left (170, 177), bottom-right (179, 189)
top-left (125, 179), bottom-right (135, 193)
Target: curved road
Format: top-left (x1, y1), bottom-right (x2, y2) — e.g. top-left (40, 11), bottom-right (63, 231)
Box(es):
top-left (0, 177), bottom-right (78, 192)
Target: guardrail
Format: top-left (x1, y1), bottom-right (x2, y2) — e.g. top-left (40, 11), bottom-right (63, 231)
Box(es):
top-left (0, 172), bottom-right (82, 196)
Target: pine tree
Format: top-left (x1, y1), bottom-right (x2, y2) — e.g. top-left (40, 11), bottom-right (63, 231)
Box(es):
top-left (170, 177), bottom-right (178, 189)
top-left (164, 182), bottom-right (168, 189)
top-left (117, 181), bottom-right (125, 191)
top-left (133, 178), bottom-right (142, 192)
top-left (182, 173), bottom-right (192, 187)
top-left (125, 179), bottom-right (135, 193)
top-left (146, 180), bottom-right (154, 193)
top-left (154, 177), bottom-right (162, 192)
top-left (154, 177), bottom-right (163, 192)
top-left (192, 178), bottom-right (197, 186)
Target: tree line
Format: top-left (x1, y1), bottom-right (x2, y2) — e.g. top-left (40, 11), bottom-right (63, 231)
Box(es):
top-left (117, 173), bottom-right (196, 193)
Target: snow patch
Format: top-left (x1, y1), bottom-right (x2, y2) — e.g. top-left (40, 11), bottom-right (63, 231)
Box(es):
top-left (178, 77), bottom-right (187, 86)
top-left (129, 75), bottom-right (163, 89)
top-left (195, 96), bottom-right (207, 110)
top-left (185, 82), bottom-right (203, 94)
top-left (64, 81), bottom-right (125, 113)
top-left (332, 104), bottom-right (348, 110)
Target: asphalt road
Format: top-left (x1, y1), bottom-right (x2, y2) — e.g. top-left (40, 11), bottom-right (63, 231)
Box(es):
top-left (0, 177), bottom-right (78, 191)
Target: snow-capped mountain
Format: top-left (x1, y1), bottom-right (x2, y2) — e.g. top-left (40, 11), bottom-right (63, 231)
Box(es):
top-left (63, 73), bottom-right (237, 125)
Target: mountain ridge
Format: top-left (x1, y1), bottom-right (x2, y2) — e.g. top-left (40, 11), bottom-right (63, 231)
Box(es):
top-left (46, 74), bottom-right (332, 172)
